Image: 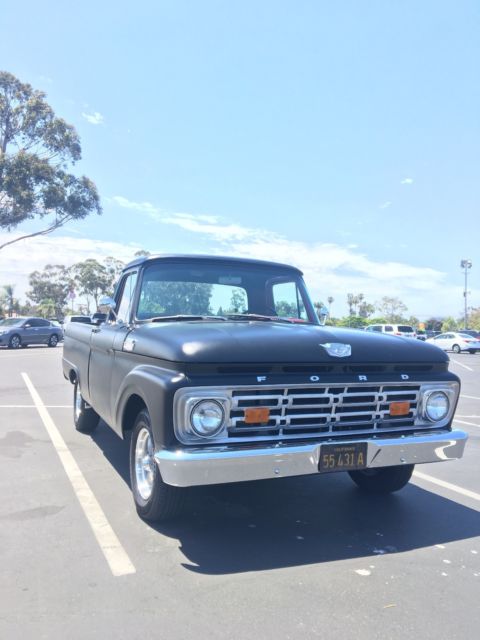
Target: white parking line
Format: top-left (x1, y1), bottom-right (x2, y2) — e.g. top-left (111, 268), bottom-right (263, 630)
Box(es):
top-left (450, 359), bottom-right (474, 372)
top-left (413, 470), bottom-right (480, 503)
top-left (461, 395), bottom-right (480, 401)
top-left (22, 372), bottom-right (136, 578)
top-left (0, 405), bottom-right (70, 408)
top-left (455, 419), bottom-right (480, 429)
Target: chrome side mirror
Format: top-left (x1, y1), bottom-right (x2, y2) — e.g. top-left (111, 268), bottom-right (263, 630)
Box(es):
top-left (99, 296), bottom-right (116, 310)
top-left (317, 305), bottom-right (329, 326)
top-left (98, 296), bottom-right (117, 320)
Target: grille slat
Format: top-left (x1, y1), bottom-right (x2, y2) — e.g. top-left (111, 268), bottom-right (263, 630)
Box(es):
top-left (227, 383), bottom-right (422, 441)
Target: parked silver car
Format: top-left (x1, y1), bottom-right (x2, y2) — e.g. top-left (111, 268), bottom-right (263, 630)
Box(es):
top-left (426, 332), bottom-right (480, 354)
top-left (0, 317), bottom-right (63, 349)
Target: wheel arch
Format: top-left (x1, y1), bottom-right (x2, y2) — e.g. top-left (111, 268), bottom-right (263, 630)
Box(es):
top-left (121, 394), bottom-right (148, 438)
top-left (114, 365), bottom-right (181, 446)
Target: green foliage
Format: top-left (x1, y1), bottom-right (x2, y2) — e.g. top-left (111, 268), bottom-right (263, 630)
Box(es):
top-left (0, 283), bottom-right (20, 316)
top-left (376, 296), bottom-right (408, 322)
top-left (28, 264), bottom-right (71, 316)
top-left (138, 281), bottom-right (213, 317)
top-left (71, 259), bottom-right (111, 311)
top-left (441, 316), bottom-right (458, 332)
top-left (275, 300), bottom-right (298, 317)
top-left (226, 288), bottom-right (248, 314)
top-left (36, 298), bottom-right (56, 318)
top-left (336, 315), bottom-right (369, 328)
top-left (0, 71), bottom-right (101, 250)
top-left (468, 308), bottom-right (480, 330)
top-left (103, 257), bottom-right (124, 295)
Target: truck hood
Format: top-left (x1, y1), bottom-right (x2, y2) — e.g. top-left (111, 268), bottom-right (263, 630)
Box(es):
top-left (127, 321), bottom-right (448, 364)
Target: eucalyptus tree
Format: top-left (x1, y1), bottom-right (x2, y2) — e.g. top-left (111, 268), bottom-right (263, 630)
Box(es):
top-left (27, 264), bottom-right (72, 317)
top-left (0, 71), bottom-right (101, 250)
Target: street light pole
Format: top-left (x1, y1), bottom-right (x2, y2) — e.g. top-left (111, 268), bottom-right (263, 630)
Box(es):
top-left (460, 259), bottom-right (472, 329)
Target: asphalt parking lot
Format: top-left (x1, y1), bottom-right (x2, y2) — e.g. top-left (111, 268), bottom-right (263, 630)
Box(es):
top-left (1, 346), bottom-right (479, 640)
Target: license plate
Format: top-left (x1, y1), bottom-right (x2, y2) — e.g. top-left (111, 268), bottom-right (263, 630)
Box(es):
top-left (318, 443), bottom-right (368, 473)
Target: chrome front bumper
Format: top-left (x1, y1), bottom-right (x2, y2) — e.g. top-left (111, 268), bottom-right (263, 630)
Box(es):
top-left (154, 428), bottom-right (468, 487)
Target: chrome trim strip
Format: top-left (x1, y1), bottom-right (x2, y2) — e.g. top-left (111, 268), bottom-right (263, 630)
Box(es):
top-left (155, 428), bottom-right (468, 487)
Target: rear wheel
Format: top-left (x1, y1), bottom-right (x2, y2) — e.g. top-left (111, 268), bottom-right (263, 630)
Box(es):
top-left (73, 382), bottom-right (99, 433)
top-left (130, 409), bottom-right (185, 522)
top-left (48, 334), bottom-right (59, 347)
top-left (8, 334), bottom-right (21, 349)
top-left (452, 344), bottom-right (461, 354)
top-left (348, 464), bottom-right (414, 493)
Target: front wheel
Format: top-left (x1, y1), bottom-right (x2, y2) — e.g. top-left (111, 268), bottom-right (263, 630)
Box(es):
top-left (452, 344), bottom-right (461, 354)
top-left (8, 334), bottom-right (21, 349)
top-left (73, 382), bottom-right (99, 433)
top-left (348, 464), bottom-right (414, 493)
top-left (48, 334), bottom-right (59, 347)
top-left (130, 409), bottom-right (185, 522)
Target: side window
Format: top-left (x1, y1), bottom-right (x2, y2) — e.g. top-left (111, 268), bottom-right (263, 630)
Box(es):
top-left (115, 272), bottom-right (138, 324)
top-left (272, 281), bottom-right (307, 320)
top-left (384, 326), bottom-right (393, 332)
top-left (30, 319), bottom-right (48, 327)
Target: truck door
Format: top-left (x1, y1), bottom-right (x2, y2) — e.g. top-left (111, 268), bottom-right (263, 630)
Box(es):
top-left (88, 271), bottom-right (138, 425)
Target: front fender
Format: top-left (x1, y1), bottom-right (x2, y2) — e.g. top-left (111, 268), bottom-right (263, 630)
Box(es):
top-left (113, 365), bottom-right (187, 447)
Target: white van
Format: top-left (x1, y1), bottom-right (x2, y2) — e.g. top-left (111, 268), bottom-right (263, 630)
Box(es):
top-left (365, 324), bottom-right (416, 338)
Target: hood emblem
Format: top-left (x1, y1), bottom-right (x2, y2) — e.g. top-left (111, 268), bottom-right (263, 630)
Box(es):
top-left (320, 342), bottom-right (352, 358)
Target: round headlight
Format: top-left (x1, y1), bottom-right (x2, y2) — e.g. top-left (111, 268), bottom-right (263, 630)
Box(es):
top-left (424, 391), bottom-right (449, 422)
top-left (190, 400), bottom-right (225, 437)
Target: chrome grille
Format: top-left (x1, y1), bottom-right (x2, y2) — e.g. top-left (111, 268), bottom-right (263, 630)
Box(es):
top-left (227, 383), bottom-right (421, 441)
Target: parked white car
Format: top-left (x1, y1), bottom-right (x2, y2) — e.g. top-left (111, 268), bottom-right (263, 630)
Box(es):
top-left (365, 324), bottom-right (416, 338)
top-left (426, 332), bottom-right (480, 354)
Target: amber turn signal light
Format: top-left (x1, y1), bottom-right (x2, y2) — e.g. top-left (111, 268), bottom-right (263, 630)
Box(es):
top-left (389, 401), bottom-right (410, 416)
top-left (244, 407), bottom-right (271, 424)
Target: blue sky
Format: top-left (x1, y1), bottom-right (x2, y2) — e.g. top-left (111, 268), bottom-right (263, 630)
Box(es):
top-left (0, 0), bottom-right (479, 319)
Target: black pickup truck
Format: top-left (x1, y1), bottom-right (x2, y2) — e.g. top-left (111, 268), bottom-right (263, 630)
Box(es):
top-left (62, 254), bottom-right (467, 521)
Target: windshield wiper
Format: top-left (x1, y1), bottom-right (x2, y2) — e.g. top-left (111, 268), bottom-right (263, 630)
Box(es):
top-left (149, 315), bottom-right (227, 323)
top-left (225, 313), bottom-right (295, 323)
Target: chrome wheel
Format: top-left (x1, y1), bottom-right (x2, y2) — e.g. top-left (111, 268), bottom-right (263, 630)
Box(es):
top-left (73, 382), bottom-right (99, 434)
top-left (135, 427), bottom-right (155, 501)
top-left (74, 385), bottom-right (83, 422)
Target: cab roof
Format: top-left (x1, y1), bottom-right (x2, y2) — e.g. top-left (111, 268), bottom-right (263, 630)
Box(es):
top-left (123, 254), bottom-right (303, 274)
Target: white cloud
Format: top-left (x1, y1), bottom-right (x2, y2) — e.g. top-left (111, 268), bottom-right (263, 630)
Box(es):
top-left (379, 201), bottom-right (392, 209)
top-left (401, 178), bottom-right (414, 184)
top-left (0, 232), bottom-right (141, 304)
top-left (81, 111), bottom-right (105, 125)
top-left (110, 196), bottom-right (159, 216)
top-left (4, 199), bottom-right (474, 319)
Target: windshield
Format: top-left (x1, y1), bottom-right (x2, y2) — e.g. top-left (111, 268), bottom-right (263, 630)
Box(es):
top-left (0, 318), bottom-right (24, 327)
top-left (136, 262), bottom-right (317, 323)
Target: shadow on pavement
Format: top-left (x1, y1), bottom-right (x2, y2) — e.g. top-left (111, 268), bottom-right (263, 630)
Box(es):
top-left (90, 423), bottom-right (480, 576)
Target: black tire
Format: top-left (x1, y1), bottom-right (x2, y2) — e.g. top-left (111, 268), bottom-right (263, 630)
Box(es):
top-left (73, 382), bottom-right (99, 433)
top-left (129, 409), bottom-right (185, 522)
top-left (348, 464), bottom-right (414, 494)
top-left (8, 334), bottom-right (21, 349)
top-left (452, 344), bottom-right (461, 354)
top-left (48, 334), bottom-right (59, 347)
